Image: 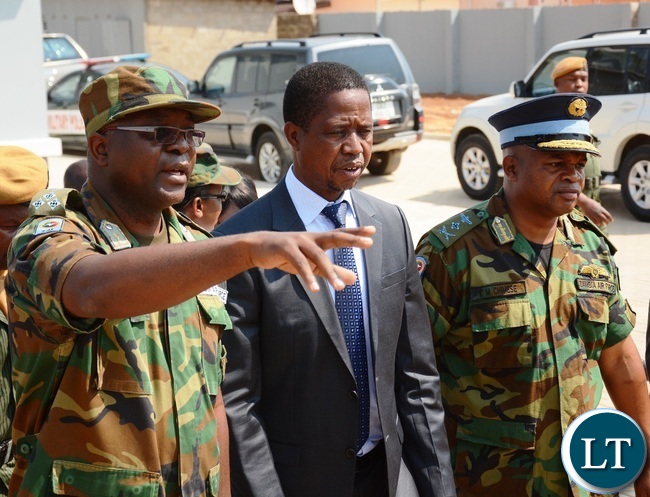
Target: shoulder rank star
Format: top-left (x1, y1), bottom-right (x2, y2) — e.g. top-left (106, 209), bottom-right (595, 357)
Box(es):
top-left (490, 216), bottom-right (515, 245)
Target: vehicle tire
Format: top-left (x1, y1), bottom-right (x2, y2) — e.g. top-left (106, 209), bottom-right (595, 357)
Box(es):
top-left (367, 150), bottom-right (402, 176)
top-left (620, 145), bottom-right (650, 222)
top-left (455, 134), bottom-right (500, 200)
top-left (256, 131), bottom-right (290, 184)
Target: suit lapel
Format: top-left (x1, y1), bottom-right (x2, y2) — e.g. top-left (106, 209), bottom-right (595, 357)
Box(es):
top-left (271, 182), bottom-right (354, 373)
top-left (351, 192), bottom-right (382, 364)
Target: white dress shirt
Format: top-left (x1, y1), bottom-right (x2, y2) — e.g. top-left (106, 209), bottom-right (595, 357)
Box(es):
top-left (285, 167), bottom-right (381, 455)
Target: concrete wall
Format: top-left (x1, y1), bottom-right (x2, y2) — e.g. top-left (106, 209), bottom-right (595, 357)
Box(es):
top-left (2, 0), bottom-right (60, 159)
top-left (42, 0), bottom-right (146, 56)
top-left (42, 0), bottom-right (276, 81)
top-left (317, 4), bottom-right (639, 94)
top-left (40, 1), bottom-right (650, 95)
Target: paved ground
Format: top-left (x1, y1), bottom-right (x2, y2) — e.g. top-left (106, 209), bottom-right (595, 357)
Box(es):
top-left (50, 137), bottom-right (647, 495)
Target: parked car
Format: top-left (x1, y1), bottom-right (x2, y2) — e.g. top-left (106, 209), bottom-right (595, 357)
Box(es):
top-left (43, 32), bottom-right (150, 91)
top-left (451, 27), bottom-right (650, 222)
top-left (191, 33), bottom-right (424, 183)
top-left (43, 33), bottom-right (90, 90)
top-left (47, 59), bottom-right (192, 150)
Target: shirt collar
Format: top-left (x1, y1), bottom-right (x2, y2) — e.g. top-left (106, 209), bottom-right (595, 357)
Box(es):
top-left (285, 166), bottom-right (356, 227)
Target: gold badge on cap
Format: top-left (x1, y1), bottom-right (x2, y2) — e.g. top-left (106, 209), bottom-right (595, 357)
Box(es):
top-left (567, 97), bottom-right (587, 118)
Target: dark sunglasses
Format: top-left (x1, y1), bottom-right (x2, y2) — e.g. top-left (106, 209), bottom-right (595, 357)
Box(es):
top-left (200, 193), bottom-right (228, 202)
top-left (102, 125), bottom-right (205, 147)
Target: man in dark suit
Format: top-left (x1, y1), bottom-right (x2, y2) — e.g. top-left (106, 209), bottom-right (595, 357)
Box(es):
top-left (214, 61), bottom-right (455, 497)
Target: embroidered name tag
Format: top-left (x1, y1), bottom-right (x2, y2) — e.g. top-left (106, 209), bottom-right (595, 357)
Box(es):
top-left (576, 278), bottom-right (616, 295)
top-left (475, 282), bottom-right (526, 299)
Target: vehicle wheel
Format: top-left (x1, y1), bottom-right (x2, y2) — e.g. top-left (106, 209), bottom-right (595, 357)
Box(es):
top-left (620, 145), bottom-right (650, 222)
top-left (367, 150), bottom-right (402, 176)
top-left (455, 134), bottom-right (500, 200)
top-left (256, 131), bottom-right (290, 184)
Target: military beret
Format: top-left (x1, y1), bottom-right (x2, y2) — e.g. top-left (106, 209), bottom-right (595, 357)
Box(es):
top-left (551, 56), bottom-right (588, 81)
top-left (79, 65), bottom-right (221, 137)
top-left (488, 93), bottom-right (601, 156)
top-left (188, 143), bottom-right (242, 188)
top-left (0, 146), bottom-right (48, 205)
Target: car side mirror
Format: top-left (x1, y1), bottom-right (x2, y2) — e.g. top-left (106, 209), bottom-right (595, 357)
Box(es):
top-left (511, 80), bottom-right (526, 97)
top-left (186, 79), bottom-right (200, 94)
top-left (205, 85), bottom-right (225, 99)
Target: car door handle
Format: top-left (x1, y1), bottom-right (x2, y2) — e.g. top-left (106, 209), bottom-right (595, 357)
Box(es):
top-left (253, 98), bottom-right (262, 107)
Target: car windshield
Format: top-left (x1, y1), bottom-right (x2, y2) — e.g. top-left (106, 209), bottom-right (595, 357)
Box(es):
top-left (43, 37), bottom-right (84, 62)
top-left (316, 45), bottom-right (406, 85)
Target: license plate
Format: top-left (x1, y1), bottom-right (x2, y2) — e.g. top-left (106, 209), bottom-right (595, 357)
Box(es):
top-left (372, 100), bottom-right (399, 121)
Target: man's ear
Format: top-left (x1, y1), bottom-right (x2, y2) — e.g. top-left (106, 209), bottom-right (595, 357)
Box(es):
top-left (502, 153), bottom-right (518, 182)
top-left (284, 121), bottom-right (301, 151)
top-left (87, 133), bottom-right (108, 167)
top-left (190, 197), bottom-right (204, 218)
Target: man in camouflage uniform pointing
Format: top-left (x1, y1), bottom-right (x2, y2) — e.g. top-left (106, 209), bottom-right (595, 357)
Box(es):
top-left (5, 65), bottom-right (374, 497)
top-left (416, 93), bottom-right (650, 497)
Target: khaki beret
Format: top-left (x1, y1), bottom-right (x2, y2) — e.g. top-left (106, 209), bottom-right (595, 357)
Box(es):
top-left (551, 57), bottom-right (588, 81)
top-left (0, 146), bottom-right (48, 205)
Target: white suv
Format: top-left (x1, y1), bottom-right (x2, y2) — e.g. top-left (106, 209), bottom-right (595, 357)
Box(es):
top-left (451, 28), bottom-right (650, 222)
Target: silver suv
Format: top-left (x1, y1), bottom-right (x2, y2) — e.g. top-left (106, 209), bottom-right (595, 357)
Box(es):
top-left (451, 28), bottom-right (650, 222)
top-left (191, 34), bottom-right (423, 183)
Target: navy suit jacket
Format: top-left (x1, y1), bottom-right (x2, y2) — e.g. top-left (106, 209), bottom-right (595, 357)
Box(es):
top-left (214, 179), bottom-right (454, 497)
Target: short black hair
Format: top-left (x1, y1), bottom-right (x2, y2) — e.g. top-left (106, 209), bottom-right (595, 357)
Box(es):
top-left (223, 173), bottom-right (258, 211)
top-left (173, 184), bottom-right (212, 210)
top-left (283, 61), bottom-right (369, 131)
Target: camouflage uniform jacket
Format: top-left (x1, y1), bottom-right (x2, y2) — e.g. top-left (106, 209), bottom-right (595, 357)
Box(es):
top-left (6, 183), bottom-right (231, 497)
top-left (415, 191), bottom-right (635, 497)
top-left (0, 277), bottom-right (15, 495)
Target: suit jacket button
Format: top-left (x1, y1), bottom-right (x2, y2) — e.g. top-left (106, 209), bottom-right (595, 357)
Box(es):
top-left (349, 390), bottom-right (358, 399)
top-left (345, 448), bottom-right (356, 458)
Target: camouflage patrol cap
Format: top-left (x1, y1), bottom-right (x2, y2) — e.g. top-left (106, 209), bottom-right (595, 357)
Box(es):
top-left (488, 93), bottom-right (601, 156)
top-left (0, 146), bottom-right (48, 204)
top-left (188, 143), bottom-right (242, 188)
top-left (79, 65), bottom-right (221, 137)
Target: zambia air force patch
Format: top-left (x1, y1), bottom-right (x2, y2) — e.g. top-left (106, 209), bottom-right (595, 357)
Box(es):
top-left (416, 255), bottom-right (427, 276)
top-left (34, 218), bottom-right (64, 235)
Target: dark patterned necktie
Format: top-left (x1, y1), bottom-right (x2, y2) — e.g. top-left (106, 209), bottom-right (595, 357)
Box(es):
top-left (321, 201), bottom-right (370, 452)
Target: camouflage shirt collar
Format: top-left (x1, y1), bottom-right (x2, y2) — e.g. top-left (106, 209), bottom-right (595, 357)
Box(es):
top-left (80, 181), bottom-right (183, 247)
top-left (490, 189), bottom-right (580, 246)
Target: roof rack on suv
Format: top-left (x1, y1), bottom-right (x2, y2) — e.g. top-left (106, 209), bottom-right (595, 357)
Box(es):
top-left (579, 27), bottom-right (650, 39)
top-left (308, 32), bottom-right (382, 38)
top-left (234, 40), bottom-right (307, 48)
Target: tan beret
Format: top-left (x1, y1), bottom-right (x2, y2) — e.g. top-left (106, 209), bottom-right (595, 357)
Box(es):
top-left (0, 146), bottom-right (48, 205)
top-left (551, 57), bottom-right (588, 81)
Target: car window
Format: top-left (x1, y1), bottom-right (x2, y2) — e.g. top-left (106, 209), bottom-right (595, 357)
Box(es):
top-left (527, 46), bottom-right (650, 97)
top-left (234, 54), bottom-right (261, 94)
top-left (43, 37), bottom-right (83, 62)
top-left (48, 72), bottom-right (83, 104)
top-left (316, 45), bottom-right (406, 85)
top-left (527, 49), bottom-right (588, 97)
top-left (204, 55), bottom-right (237, 96)
top-left (587, 46), bottom-right (649, 96)
top-left (48, 69), bottom-right (102, 105)
top-left (268, 53), bottom-right (298, 92)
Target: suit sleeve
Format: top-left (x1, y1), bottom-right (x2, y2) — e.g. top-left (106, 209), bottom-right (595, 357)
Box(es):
top-left (393, 208), bottom-right (456, 497)
top-left (221, 266), bottom-right (286, 497)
